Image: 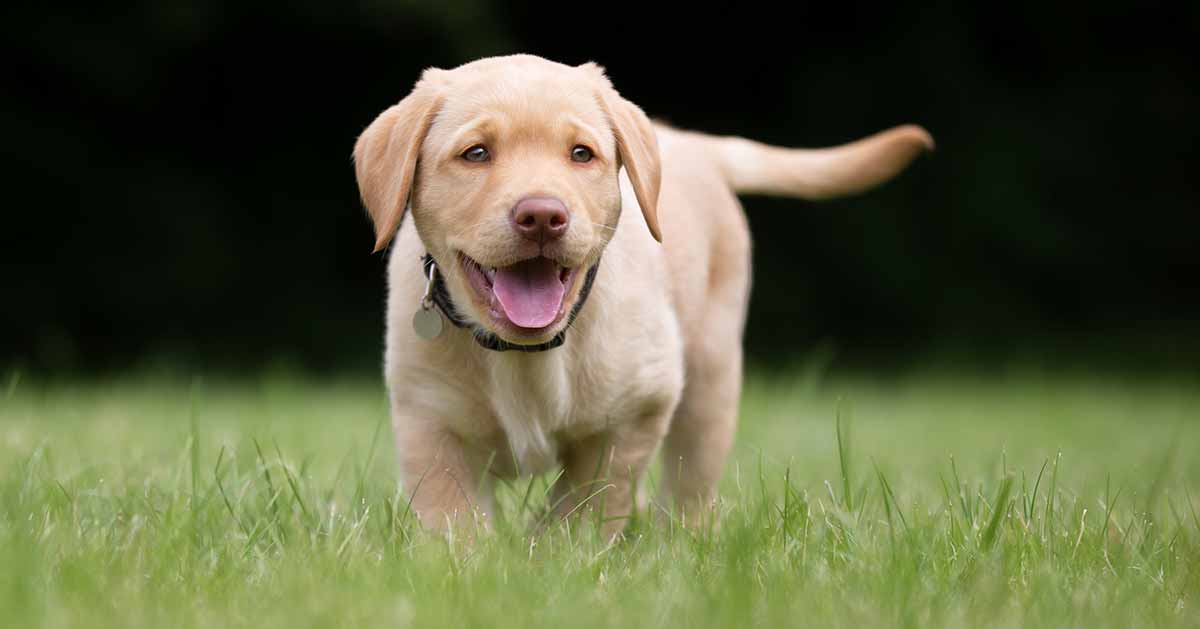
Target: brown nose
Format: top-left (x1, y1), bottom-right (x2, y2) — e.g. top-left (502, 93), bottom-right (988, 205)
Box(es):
top-left (511, 197), bottom-right (569, 243)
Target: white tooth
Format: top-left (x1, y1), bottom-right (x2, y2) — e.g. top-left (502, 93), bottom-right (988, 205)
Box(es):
top-left (484, 267), bottom-right (496, 282)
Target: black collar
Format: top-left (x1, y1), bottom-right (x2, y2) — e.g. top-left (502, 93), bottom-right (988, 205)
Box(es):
top-left (421, 254), bottom-right (601, 352)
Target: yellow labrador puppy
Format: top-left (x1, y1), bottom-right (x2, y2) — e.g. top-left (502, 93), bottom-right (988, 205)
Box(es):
top-left (354, 54), bottom-right (931, 537)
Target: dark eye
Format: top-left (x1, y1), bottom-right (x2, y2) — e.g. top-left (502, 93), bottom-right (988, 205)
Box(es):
top-left (570, 145), bottom-right (593, 163)
top-left (461, 145), bottom-right (490, 162)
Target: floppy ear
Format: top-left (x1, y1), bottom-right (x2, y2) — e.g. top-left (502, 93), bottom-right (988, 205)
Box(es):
top-left (598, 88), bottom-right (663, 243)
top-left (353, 79), bottom-right (442, 253)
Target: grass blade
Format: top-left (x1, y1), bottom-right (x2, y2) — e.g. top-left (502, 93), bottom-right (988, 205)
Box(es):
top-left (835, 399), bottom-right (853, 511)
top-left (980, 476), bottom-right (1014, 551)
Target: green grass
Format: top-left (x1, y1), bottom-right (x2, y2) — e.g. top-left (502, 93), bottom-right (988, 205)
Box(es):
top-left (2, 368), bottom-right (1199, 628)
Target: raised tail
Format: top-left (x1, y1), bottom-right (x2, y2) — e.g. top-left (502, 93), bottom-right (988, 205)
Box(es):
top-left (684, 124), bottom-right (934, 199)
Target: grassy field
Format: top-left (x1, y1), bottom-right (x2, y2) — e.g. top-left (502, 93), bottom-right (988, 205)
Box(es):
top-left (2, 367), bottom-right (1198, 628)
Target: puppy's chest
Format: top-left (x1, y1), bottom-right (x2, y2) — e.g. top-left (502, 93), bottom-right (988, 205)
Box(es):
top-left (482, 355), bottom-right (621, 474)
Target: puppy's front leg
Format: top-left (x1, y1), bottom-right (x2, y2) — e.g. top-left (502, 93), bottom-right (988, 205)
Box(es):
top-left (394, 423), bottom-right (485, 533)
top-left (555, 410), bottom-right (671, 541)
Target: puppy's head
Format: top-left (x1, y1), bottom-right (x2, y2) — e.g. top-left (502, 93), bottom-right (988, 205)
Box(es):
top-left (354, 55), bottom-right (659, 345)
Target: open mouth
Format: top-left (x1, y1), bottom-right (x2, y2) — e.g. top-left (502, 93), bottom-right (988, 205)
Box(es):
top-left (459, 253), bottom-right (577, 332)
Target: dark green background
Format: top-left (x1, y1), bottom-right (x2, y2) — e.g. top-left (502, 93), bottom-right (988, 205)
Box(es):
top-left (4, 2), bottom-right (1197, 373)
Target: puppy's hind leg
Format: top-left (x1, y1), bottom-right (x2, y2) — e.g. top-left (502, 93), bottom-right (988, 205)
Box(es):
top-left (661, 344), bottom-right (742, 530)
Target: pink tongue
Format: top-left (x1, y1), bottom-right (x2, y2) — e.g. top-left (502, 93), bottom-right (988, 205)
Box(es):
top-left (492, 257), bottom-right (565, 328)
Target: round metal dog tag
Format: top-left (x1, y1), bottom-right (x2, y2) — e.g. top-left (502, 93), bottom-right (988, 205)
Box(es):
top-left (412, 307), bottom-right (443, 340)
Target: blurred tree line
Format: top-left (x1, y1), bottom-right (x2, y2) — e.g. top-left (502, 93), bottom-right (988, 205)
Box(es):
top-left (3, 1), bottom-right (1197, 373)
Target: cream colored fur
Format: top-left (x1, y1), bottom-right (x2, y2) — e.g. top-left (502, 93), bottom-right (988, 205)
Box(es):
top-left (353, 54), bottom-right (932, 538)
